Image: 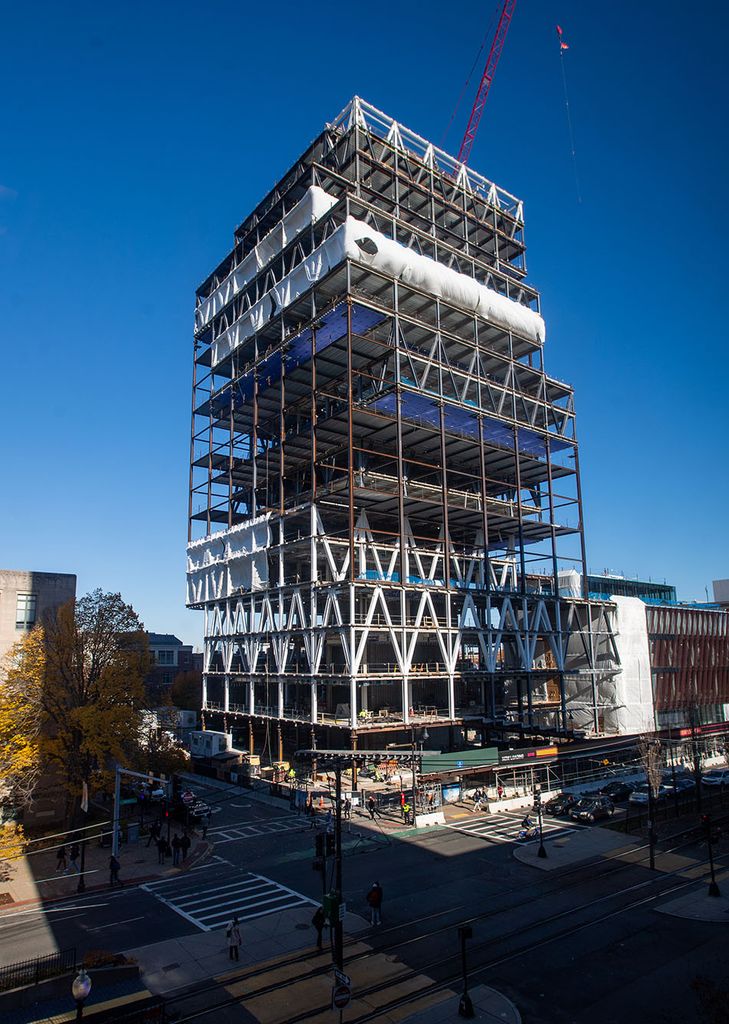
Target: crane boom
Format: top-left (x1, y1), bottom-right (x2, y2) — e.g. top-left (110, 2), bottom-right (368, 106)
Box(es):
top-left (457, 0), bottom-right (516, 165)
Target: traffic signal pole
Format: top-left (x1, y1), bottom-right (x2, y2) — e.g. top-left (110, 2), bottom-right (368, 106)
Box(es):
top-left (334, 763), bottom-right (344, 969)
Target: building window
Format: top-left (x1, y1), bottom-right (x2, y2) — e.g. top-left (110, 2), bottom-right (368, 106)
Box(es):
top-left (157, 650), bottom-right (174, 665)
top-left (16, 594), bottom-right (37, 630)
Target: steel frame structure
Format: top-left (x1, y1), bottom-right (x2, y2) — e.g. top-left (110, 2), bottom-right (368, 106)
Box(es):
top-left (188, 97), bottom-right (598, 750)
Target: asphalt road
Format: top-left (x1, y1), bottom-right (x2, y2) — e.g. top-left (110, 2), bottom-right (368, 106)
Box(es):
top-left (2, 780), bottom-right (726, 1024)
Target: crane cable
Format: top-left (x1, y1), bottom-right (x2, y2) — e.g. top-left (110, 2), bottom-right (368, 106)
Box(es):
top-left (556, 25), bottom-right (582, 204)
top-left (440, 3), bottom-right (501, 149)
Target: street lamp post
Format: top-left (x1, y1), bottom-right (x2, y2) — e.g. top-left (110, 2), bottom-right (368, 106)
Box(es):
top-left (457, 925), bottom-right (475, 1018)
top-left (702, 815), bottom-right (721, 898)
top-left (535, 783), bottom-right (547, 859)
top-left (72, 969), bottom-right (92, 1021)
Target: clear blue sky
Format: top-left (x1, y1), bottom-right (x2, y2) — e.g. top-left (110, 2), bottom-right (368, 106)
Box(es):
top-left (1, 1), bottom-right (727, 646)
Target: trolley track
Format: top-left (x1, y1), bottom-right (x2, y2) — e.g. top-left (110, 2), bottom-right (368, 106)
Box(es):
top-left (164, 821), bottom-right (726, 1022)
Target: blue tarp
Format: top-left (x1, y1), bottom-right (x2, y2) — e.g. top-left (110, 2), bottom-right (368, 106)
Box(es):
top-left (210, 302), bottom-right (386, 419)
top-left (368, 390), bottom-right (570, 455)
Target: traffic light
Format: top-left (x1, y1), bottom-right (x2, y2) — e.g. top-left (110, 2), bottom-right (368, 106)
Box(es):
top-left (326, 833), bottom-right (336, 857)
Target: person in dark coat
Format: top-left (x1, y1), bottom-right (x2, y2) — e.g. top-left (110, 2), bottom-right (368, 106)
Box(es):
top-left (109, 855), bottom-right (122, 887)
top-left (156, 835), bottom-right (167, 865)
top-left (366, 881), bottom-right (383, 925)
top-left (68, 844), bottom-right (80, 874)
top-left (56, 845), bottom-right (67, 873)
top-left (180, 833), bottom-right (191, 861)
top-left (147, 820), bottom-right (161, 848)
top-left (367, 796), bottom-right (377, 820)
top-left (172, 834), bottom-right (182, 866)
top-left (312, 906), bottom-right (327, 951)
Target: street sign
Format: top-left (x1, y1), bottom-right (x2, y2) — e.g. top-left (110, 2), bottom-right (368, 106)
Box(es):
top-left (334, 968), bottom-right (351, 986)
top-left (332, 983), bottom-right (351, 1009)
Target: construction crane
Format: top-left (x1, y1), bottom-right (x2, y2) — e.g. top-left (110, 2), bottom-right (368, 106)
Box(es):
top-left (457, 0), bottom-right (516, 165)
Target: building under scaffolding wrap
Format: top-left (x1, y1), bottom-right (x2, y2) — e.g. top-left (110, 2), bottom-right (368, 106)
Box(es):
top-left (187, 98), bottom-right (665, 753)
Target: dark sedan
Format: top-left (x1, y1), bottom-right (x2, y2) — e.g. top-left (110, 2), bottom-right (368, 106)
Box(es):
top-left (570, 795), bottom-right (615, 823)
top-left (544, 793), bottom-right (580, 817)
top-left (597, 781), bottom-right (635, 802)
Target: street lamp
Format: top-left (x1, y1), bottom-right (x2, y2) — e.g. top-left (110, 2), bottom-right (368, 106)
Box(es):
top-left (534, 783), bottom-right (547, 859)
top-left (72, 969), bottom-right (92, 1021)
top-left (457, 925), bottom-right (475, 1018)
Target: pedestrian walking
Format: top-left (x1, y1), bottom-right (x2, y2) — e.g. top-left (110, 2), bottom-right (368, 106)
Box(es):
top-left (180, 833), bottom-right (191, 861)
top-left (56, 845), bottom-right (67, 873)
top-left (367, 796), bottom-right (377, 820)
top-left (200, 814), bottom-right (209, 840)
top-left (472, 788), bottom-right (483, 813)
top-left (156, 836), bottom-right (167, 865)
top-left (366, 881), bottom-right (383, 926)
top-left (68, 844), bottom-right (80, 874)
top-left (402, 800), bottom-right (411, 825)
top-left (344, 797), bottom-right (352, 821)
top-left (109, 855), bottom-right (122, 888)
top-left (147, 820), bottom-right (161, 848)
top-left (497, 783), bottom-right (504, 801)
top-left (226, 916), bottom-right (242, 961)
top-left (172, 834), bottom-right (182, 866)
top-left (325, 810), bottom-right (333, 834)
top-left (311, 905), bottom-right (327, 951)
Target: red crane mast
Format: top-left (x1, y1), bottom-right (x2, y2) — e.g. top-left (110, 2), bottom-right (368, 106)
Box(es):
top-left (457, 0), bottom-right (517, 165)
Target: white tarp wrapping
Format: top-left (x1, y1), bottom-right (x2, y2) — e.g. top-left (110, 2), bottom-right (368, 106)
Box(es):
top-left (210, 215), bottom-right (545, 368)
top-left (341, 221), bottom-right (546, 346)
top-left (558, 569), bottom-right (582, 597)
top-left (603, 596), bottom-right (654, 735)
top-left (196, 186), bottom-right (337, 331)
top-left (186, 514), bottom-right (271, 604)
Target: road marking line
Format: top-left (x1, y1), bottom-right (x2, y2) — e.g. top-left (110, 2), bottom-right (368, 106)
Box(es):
top-left (88, 916), bottom-right (145, 931)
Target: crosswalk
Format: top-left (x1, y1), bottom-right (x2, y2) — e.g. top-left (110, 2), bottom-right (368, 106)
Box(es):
top-left (141, 866), bottom-right (315, 931)
top-left (445, 812), bottom-right (576, 845)
top-left (208, 815), bottom-right (305, 845)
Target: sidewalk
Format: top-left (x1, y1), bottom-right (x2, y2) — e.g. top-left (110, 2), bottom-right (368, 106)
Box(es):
top-left (126, 904), bottom-right (370, 996)
top-left (656, 868), bottom-right (729, 923)
top-left (0, 833), bottom-right (212, 908)
top-left (512, 826), bottom-right (641, 871)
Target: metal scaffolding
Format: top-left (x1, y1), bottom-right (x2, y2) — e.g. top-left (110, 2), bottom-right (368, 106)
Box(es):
top-left (187, 97), bottom-right (593, 751)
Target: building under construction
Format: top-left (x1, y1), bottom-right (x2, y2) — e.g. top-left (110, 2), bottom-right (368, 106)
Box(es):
top-left (187, 98), bottom-right (726, 756)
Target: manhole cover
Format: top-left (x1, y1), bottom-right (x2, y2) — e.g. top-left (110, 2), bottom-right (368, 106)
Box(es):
top-left (0, 893), bottom-right (14, 906)
top-left (295, 923), bottom-right (309, 931)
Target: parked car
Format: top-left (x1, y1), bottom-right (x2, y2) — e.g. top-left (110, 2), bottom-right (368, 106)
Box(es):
top-left (570, 796), bottom-right (615, 823)
top-left (544, 793), bottom-right (580, 817)
top-left (662, 776), bottom-right (696, 794)
top-left (701, 769), bottom-right (729, 788)
top-left (597, 781), bottom-right (635, 802)
top-left (628, 783), bottom-right (670, 805)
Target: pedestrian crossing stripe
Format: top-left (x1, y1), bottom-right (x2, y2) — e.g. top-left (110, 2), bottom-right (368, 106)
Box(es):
top-left (444, 812), bottom-right (577, 845)
top-left (207, 816), bottom-right (304, 844)
top-left (141, 872), bottom-right (315, 931)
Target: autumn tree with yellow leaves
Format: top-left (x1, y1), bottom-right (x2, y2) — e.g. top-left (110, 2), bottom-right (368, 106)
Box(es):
top-left (0, 627), bottom-right (44, 808)
top-left (1, 589), bottom-right (152, 825)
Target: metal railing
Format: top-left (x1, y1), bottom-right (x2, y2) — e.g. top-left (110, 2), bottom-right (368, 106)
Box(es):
top-left (0, 947), bottom-right (76, 992)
